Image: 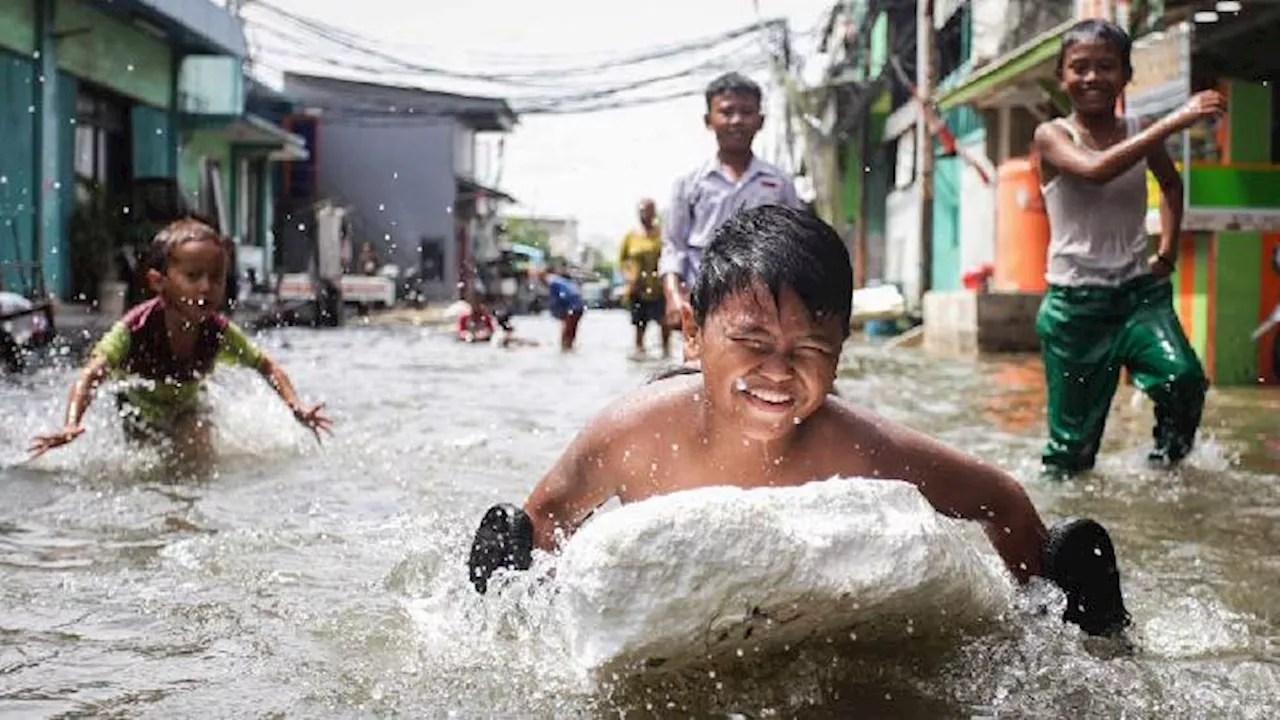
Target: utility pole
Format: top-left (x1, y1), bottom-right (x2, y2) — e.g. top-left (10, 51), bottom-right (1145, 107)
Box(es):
top-left (916, 0), bottom-right (935, 296)
top-left (778, 20), bottom-right (797, 173)
top-left (228, 0), bottom-right (254, 75)
top-left (854, 2), bottom-right (875, 290)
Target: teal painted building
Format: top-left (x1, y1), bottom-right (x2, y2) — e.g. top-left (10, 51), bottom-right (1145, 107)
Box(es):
top-left (0, 0), bottom-right (247, 301)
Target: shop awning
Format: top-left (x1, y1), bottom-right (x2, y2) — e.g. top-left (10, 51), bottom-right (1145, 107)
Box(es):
top-left (217, 114), bottom-right (309, 161)
top-left (456, 176), bottom-right (517, 204)
top-left (507, 243), bottom-right (545, 261)
top-left (935, 20), bottom-right (1073, 111)
top-left (109, 0), bottom-right (248, 58)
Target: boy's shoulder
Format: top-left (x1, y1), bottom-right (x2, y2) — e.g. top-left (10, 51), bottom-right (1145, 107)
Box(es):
top-left (749, 156), bottom-right (792, 178)
top-left (672, 158), bottom-right (719, 191)
top-left (808, 395), bottom-right (983, 481)
top-left (798, 396), bottom-right (917, 475)
top-left (581, 373), bottom-right (702, 450)
top-left (809, 396), bottom-right (896, 445)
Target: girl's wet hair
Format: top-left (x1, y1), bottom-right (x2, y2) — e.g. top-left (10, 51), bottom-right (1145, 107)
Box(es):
top-left (1056, 18), bottom-right (1133, 79)
top-left (690, 205), bottom-right (852, 338)
top-left (147, 217), bottom-right (228, 272)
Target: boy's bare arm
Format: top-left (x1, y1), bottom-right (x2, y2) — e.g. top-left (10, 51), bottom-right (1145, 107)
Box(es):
top-left (1147, 143), bottom-right (1184, 267)
top-left (867, 422), bottom-right (1047, 582)
top-left (1033, 91), bottom-right (1223, 185)
top-left (523, 423), bottom-right (619, 551)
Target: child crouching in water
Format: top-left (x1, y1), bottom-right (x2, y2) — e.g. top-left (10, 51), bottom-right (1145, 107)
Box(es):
top-left (456, 290), bottom-right (537, 347)
top-left (468, 205), bottom-right (1131, 638)
top-left (29, 218), bottom-right (333, 461)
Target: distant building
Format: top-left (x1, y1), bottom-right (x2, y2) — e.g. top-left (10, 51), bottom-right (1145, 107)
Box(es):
top-left (499, 213), bottom-right (580, 262)
top-left (0, 0), bottom-right (274, 304)
top-left (278, 73), bottom-right (517, 301)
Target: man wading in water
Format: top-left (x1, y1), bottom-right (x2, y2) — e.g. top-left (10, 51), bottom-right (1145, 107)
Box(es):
top-left (619, 198), bottom-right (671, 358)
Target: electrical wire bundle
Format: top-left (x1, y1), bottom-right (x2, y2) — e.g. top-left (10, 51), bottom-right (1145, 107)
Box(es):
top-left (239, 0), bottom-right (828, 116)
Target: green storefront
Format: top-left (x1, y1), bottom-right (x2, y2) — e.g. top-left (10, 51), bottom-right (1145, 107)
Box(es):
top-left (177, 112), bottom-right (308, 285)
top-left (0, 0), bottom-right (245, 302)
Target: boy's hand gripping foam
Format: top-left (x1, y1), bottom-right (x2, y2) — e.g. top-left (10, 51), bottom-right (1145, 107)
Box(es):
top-left (1043, 517), bottom-right (1131, 637)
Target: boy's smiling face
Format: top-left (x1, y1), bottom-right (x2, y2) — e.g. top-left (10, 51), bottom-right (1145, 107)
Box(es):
top-left (704, 91), bottom-right (763, 154)
top-left (1059, 38), bottom-right (1128, 116)
top-left (684, 282), bottom-right (843, 442)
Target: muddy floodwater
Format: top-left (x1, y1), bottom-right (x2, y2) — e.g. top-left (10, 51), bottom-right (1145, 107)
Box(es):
top-left (2, 309), bottom-right (1277, 717)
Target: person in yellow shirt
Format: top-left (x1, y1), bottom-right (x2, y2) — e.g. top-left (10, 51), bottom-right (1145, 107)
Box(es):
top-left (618, 198), bottom-right (671, 357)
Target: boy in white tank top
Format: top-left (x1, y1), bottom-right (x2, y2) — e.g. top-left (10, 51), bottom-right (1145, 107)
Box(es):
top-left (1032, 19), bottom-right (1225, 473)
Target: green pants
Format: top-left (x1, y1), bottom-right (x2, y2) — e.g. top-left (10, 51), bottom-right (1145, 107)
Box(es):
top-left (1036, 275), bottom-right (1208, 472)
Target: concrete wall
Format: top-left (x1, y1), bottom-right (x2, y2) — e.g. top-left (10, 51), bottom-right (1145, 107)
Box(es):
top-left (454, 125), bottom-right (474, 180)
top-left (884, 184), bottom-right (923, 311)
top-left (958, 132), bottom-right (996, 274)
top-left (0, 50), bottom-right (37, 293)
top-left (969, 0), bottom-right (1010, 62)
top-left (317, 118), bottom-right (459, 299)
top-left (923, 290), bottom-right (1042, 355)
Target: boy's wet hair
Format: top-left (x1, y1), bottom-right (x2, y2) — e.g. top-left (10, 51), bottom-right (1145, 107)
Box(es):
top-left (148, 217), bottom-right (229, 273)
top-left (705, 72), bottom-right (762, 107)
top-left (1056, 19), bottom-right (1133, 80)
top-left (691, 204), bottom-right (852, 338)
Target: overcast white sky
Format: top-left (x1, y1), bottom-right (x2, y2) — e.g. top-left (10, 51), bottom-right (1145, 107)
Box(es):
top-left (240, 0), bottom-right (835, 252)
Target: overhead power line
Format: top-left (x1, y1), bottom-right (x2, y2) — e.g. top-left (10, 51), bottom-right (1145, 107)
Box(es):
top-left (244, 2), bottom-right (793, 115)
top-left (248, 0), bottom-right (782, 83)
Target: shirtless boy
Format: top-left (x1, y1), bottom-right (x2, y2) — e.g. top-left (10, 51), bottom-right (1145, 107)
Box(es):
top-left (469, 205), bottom-right (1129, 637)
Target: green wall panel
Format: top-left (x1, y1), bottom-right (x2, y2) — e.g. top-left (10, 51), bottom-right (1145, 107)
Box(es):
top-left (54, 0), bottom-right (172, 109)
top-left (1227, 80), bottom-right (1271, 164)
top-left (0, 50), bottom-right (37, 292)
top-left (843, 139), bottom-right (861, 228)
top-left (53, 71), bottom-right (76, 298)
top-left (177, 128), bottom-right (232, 220)
top-left (931, 156), bottom-right (961, 291)
top-left (1191, 234), bottom-right (1211, 360)
top-left (1188, 166), bottom-right (1280, 208)
top-left (132, 104), bottom-right (173, 178)
top-left (1213, 232), bottom-right (1262, 385)
top-left (0, 0), bottom-right (36, 56)
top-left (868, 11), bottom-right (888, 78)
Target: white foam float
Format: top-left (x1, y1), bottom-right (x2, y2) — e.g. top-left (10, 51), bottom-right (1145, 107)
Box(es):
top-left (550, 478), bottom-right (1017, 676)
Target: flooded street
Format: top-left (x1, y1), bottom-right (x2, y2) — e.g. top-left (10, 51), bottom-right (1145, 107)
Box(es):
top-left (1, 309), bottom-right (1278, 718)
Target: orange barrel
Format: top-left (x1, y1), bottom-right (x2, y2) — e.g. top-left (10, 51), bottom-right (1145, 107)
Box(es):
top-left (994, 157), bottom-right (1050, 292)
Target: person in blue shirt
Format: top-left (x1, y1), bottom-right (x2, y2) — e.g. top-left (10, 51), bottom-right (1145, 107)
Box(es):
top-left (541, 263), bottom-right (585, 350)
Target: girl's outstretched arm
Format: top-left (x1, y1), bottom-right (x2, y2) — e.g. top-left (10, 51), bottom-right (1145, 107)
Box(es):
top-left (257, 354), bottom-right (333, 442)
top-left (28, 355), bottom-right (110, 458)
